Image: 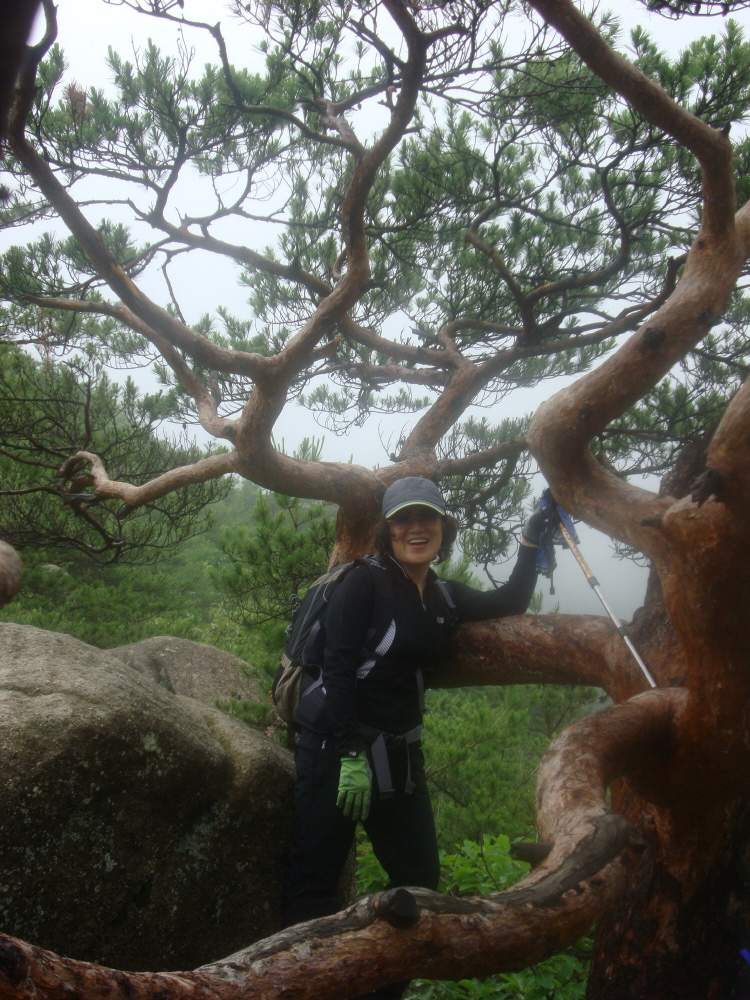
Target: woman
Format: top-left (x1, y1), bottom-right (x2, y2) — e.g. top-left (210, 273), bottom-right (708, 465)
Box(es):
top-left (281, 477), bottom-right (543, 940)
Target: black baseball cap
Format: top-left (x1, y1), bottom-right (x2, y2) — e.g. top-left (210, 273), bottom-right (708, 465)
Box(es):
top-left (382, 477), bottom-right (446, 519)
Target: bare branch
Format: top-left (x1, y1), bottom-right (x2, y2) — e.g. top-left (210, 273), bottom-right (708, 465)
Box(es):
top-left (435, 437), bottom-right (527, 480)
top-left (67, 450), bottom-right (240, 508)
top-left (465, 208), bottom-right (535, 333)
top-left (335, 360), bottom-right (449, 387)
top-left (7, 137), bottom-right (272, 379)
top-left (535, 687), bottom-right (688, 847)
top-left (21, 296), bottom-right (239, 442)
top-left (339, 316), bottom-right (449, 368)
top-left (398, 363), bottom-right (487, 459)
top-left (316, 100), bottom-right (366, 157)
top-left (527, 157), bottom-right (633, 306)
top-left (6, 0), bottom-right (57, 140)
top-left (203, 20), bottom-right (359, 153)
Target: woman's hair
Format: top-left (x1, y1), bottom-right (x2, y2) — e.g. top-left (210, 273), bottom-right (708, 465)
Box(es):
top-left (374, 514), bottom-right (459, 565)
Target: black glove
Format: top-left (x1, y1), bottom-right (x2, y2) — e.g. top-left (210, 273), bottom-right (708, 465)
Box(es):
top-left (522, 500), bottom-right (555, 545)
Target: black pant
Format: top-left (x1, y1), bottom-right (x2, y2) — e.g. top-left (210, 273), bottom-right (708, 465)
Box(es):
top-left (281, 730), bottom-right (440, 928)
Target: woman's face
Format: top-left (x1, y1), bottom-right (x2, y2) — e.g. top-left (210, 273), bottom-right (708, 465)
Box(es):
top-left (388, 506), bottom-right (443, 571)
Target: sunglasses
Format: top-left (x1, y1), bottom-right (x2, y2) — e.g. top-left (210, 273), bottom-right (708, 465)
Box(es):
top-left (388, 509), bottom-right (443, 526)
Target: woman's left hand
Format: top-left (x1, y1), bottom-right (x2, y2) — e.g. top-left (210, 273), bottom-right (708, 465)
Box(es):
top-left (336, 753), bottom-right (372, 821)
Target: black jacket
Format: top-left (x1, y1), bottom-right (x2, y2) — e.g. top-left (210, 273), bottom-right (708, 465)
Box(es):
top-left (322, 544), bottom-right (538, 754)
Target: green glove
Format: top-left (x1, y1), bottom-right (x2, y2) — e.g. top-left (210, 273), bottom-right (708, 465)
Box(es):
top-left (336, 753), bottom-right (372, 822)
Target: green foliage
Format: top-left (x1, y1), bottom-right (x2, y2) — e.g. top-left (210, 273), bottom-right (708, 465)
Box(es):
top-left (357, 835), bottom-right (591, 999)
top-left (0, 476), bottom-right (257, 647)
top-left (216, 439), bottom-right (337, 690)
top-left (598, 295), bottom-right (750, 475)
top-left (425, 685), bottom-right (600, 849)
top-left (0, 344), bottom-right (230, 562)
top-left (218, 489), bottom-right (337, 627)
top-left (0, 545), bottom-right (212, 648)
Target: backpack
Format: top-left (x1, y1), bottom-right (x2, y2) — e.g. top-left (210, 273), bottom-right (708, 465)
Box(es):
top-left (270, 554), bottom-right (458, 731)
top-left (271, 556), bottom-right (389, 728)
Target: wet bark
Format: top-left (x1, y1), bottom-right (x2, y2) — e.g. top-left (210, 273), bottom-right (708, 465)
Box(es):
top-left (0, 0), bottom-right (40, 148)
top-left (587, 790), bottom-right (750, 999)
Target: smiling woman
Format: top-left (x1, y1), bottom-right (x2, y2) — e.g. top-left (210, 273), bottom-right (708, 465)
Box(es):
top-left (281, 476), bottom-right (548, 1000)
top-left (375, 479), bottom-right (457, 589)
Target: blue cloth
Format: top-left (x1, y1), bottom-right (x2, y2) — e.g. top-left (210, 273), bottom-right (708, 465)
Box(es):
top-left (535, 489), bottom-right (579, 578)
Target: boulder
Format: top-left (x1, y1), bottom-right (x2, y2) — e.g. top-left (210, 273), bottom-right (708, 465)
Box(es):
top-left (107, 635), bottom-right (262, 706)
top-left (0, 539), bottom-right (22, 608)
top-left (0, 623), bottom-right (295, 971)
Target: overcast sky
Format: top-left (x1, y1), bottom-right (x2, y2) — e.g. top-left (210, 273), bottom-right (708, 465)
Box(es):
top-left (20, 1), bottom-right (750, 619)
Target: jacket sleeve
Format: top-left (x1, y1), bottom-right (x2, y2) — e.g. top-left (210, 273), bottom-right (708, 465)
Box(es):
top-left (322, 564), bottom-right (374, 756)
top-left (445, 543), bottom-right (539, 622)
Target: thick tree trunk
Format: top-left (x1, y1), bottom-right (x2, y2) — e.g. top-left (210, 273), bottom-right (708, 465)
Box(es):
top-left (560, 441), bottom-right (750, 996)
top-left (330, 494), bottom-right (384, 565)
top-left (587, 789), bottom-right (750, 998)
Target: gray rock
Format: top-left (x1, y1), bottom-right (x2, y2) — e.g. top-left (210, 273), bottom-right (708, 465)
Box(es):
top-left (0, 623), bottom-right (294, 971)
top-left (107, 635), bottom-right (262, 706)
top-left (0, 539), bottom-right (22, 608)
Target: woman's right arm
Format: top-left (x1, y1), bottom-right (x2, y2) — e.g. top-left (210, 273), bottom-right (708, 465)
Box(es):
top-left (446, 543), bottom-right (539, 622)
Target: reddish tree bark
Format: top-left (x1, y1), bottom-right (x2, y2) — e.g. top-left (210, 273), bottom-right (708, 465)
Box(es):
top-left (520, 4), bottom-right (750, 992)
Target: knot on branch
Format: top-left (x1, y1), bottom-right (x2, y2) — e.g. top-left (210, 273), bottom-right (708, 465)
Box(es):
top-left (699, 309), bottom-right (724, 328)
top-left (640, 327), bottom-right (666, 350)
top-left (554, 814), bottom-right (645, 895)
top-left (375, 887), bottom-right (419, 928)
top-left (58, 454), bottom-right (88, 481)
top-left (0, 936), bottom-right (27, 986)
top-left (510, 841), bottom-right (552, 868)
top-left (691, 467), bottom-right (724, 506)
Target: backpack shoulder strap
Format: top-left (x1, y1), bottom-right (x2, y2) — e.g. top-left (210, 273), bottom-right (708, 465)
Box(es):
top-left (434, 577), bottom-right (459, 626)
top-left (299, 560), bottom-right (356, 665)
top-left (355, 555), bottom-right (397, 679)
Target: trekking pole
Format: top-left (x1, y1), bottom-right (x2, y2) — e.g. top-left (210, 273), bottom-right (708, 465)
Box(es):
top-left (555, 519), bottom-right (657, 690)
